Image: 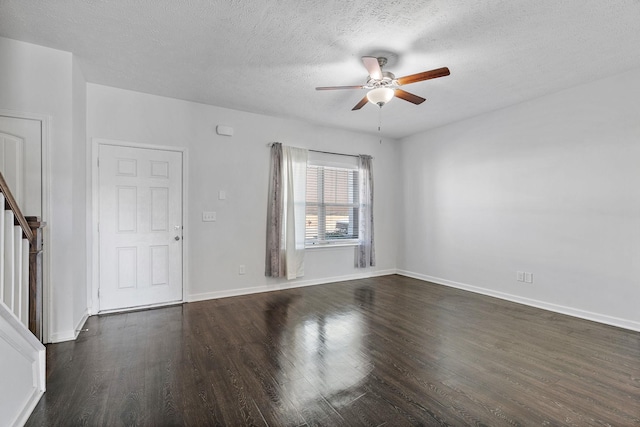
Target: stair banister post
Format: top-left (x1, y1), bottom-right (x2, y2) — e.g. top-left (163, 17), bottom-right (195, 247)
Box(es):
top-left (26, 217), bottom-right (45, 342)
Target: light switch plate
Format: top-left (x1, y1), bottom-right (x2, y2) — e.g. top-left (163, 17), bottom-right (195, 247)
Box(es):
top-left (202, 211), bottom-right (216, 222)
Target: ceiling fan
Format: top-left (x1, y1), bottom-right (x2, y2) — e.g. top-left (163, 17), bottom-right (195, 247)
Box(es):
top-left (316, 56), bottom-right (450, 110)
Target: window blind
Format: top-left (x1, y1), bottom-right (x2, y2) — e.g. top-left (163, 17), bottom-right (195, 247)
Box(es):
top-left (305, 164), bottom-right (359, 244)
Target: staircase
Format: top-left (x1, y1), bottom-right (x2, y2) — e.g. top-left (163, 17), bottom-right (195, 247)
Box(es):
top-left (0, 172), bottom-right (46, 427)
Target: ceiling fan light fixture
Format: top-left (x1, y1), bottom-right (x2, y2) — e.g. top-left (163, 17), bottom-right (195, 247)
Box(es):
top-left (366, 87), bottom-right (394, 107)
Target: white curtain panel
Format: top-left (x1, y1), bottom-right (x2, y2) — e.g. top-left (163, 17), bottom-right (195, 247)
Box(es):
top-left (282, 145), bottom-right (308, 279)
top-left (356, 154), bottom-right (375, 268)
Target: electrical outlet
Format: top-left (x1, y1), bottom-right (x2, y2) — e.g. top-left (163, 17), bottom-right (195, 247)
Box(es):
top-left (239, 265), bottom-right (246, 275)
top-left (202, 211), bottom-right (216, 222)
top-left (517, 271), bottom-right (525, 282)
top-left (524, 272), bottom-right (533, 283)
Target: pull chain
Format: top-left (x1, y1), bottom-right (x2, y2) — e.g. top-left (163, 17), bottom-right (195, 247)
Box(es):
top-left (378, 106), bottom-right (383, 144)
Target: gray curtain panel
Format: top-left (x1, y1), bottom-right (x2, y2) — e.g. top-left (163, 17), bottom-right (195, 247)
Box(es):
top-left (356, 154), bottom-right (375, 267)
top-left (265, 142), bottom-right (284, 277)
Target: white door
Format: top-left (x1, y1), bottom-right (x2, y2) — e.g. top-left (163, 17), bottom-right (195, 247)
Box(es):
top-left (0, 116), bottom-right (42, 216)
top-left (0, 132), bottom-right (24, 205)
top-left (98, 144), bottom-right (183, 311)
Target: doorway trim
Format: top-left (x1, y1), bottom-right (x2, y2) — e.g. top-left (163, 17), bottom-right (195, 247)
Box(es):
top-left (0, 109), bottom-right (51, 343)
top-left (90, 138), bottom-right (189, 314)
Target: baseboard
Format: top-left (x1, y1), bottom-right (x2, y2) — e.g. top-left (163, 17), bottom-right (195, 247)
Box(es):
top-left (187, 269), bottom-right (396, 303)
top-left (397, 270), bottom-right (640, 333)
top-left (49, 309), bottom-right (89, 343)
top-left (74, 310), bottom-right (90, 337)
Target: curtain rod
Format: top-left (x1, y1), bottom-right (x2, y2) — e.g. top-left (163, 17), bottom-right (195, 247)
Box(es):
top-left (266, 142), bottom-right (368, 159)
top-left (310, 149), bottom-right (359, 158)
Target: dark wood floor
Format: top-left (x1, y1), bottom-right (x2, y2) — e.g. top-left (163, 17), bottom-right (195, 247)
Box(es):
top-left (27, 275), bottom-right (640, 426)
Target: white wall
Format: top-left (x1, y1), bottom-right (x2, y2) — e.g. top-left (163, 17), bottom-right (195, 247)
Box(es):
top-left (0, 37), bottom-right (88, 342)
top-left (399, 68), bottom-right (640, 331)
top-left (87, 84), bottom-right (399, 306)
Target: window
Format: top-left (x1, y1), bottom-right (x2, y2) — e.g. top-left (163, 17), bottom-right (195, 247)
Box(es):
top-left (305, 157), bottom-right (359, 246)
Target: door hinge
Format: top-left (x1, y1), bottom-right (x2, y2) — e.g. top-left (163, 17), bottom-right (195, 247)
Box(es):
top-left (97, 157), bottom-right (100, 167)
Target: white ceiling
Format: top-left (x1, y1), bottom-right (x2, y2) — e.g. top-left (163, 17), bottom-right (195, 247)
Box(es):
top-left (2, 0), bottom-right (640, 139)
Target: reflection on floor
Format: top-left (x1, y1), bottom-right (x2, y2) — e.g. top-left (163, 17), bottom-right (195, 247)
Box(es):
top-left (27, 275), bottom-right (640, 426)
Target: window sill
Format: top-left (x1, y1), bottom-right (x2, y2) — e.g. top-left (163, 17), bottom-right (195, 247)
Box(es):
top-left (305, 241), bottom-right (359, 250)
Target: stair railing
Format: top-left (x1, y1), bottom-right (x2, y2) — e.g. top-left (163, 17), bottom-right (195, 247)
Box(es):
top-left (0, 171), bottom-right (45, 341)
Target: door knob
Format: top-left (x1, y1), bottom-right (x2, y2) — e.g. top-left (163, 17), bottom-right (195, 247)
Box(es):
top-left (174, 236), bottom-right (181, 241)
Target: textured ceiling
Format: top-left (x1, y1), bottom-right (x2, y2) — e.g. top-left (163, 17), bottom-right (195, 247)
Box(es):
top-left (1, 0), bottom-right (640, 139)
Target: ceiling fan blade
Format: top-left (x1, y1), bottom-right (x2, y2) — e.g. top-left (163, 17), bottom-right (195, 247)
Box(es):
top-left (362, 56), bottom-right (382, 80)
top-left (397, 67), bottom-right (450, 86)
top-left (394, 89), bottom-right (426, 105)
top-left (316, 85), bottom-right (365, 90)
top-left (352, 96), bottom-right (369, 111)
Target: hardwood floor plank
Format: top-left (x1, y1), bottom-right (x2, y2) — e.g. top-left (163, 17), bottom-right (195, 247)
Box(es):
top-left (26, 275), bottom-right (640, 426)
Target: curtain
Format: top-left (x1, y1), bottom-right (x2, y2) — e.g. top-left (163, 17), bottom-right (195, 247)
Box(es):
top-left (265, 143), bottom-right (283, 277)
top-left (283, 145), bottom-right (308, 279)
top-left (356, 154), bottom-right (375, 268)
top-left (265, 143), bottom-right (308, 279)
